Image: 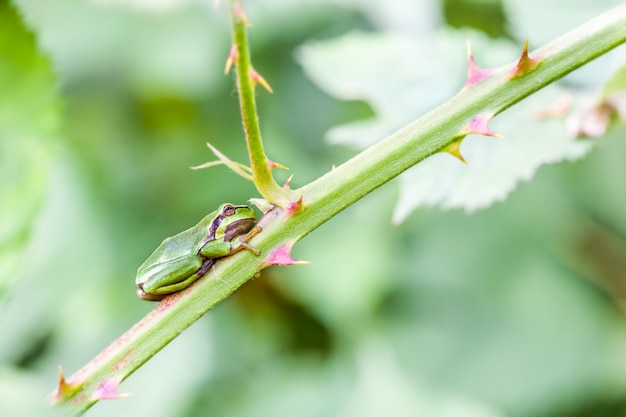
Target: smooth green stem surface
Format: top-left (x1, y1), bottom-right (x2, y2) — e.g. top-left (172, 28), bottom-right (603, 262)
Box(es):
top-left (300, 4), bottom-right (626, 221)
top-left (55, 4), bottom-right (626, 415)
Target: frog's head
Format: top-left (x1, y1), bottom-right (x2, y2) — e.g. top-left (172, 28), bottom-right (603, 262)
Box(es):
top-left (210, 203), bottom-right (256, 242)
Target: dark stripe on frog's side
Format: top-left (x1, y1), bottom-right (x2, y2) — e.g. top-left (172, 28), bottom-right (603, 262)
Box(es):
top-left (205, 213), bottom-right (226, 242)
top-left (205, 205), bottom-right (250, 243)
top-left (223, 217), bottom-right (255, 242)
top-left (195, 216), bottom-right (254, 274)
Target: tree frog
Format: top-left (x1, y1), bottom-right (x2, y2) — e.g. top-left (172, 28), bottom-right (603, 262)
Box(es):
top-left (136, 203), bottom-right (260, 301)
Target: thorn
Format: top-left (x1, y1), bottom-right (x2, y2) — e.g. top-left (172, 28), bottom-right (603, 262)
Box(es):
top-left (202, 142), bottom-right (253, 180)
top-left (441, 138), bottom-right (467, 163)
top-left (91, 376), bottom-right (130, 401)
top-left (233, 2), bottom-right (251, 26)
top-left (190, 160), bottom-right (222, 170)
top-left (331, 164), bottom-right (336, 170)
top-left (286, 196), bottom-right (303, 217)
top-left (267, 158), bottom-right (288, 170)
top-left (509, 40), bottom-right (542, 78)
top-left (462, 113), bottom-right (503, 138)
top-left (50, 366), bottom-right (81, 404)
top-left (261, 242), bottom-right (309, 268)
top-left (283, 174), bottom-right (294, 189)
top-left (249, 68), bottom-right (273, 93)
top-left (463, 40), bottom-right (494, 89)
top-left (224, 44), bottom-right (238, 74)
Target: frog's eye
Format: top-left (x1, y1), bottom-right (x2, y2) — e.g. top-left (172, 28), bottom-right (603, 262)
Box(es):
top-left (223, 205), bottom-right (236, 216)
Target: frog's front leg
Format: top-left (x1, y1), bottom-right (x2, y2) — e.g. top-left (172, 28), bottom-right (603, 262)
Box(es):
top-left (199, 226), bottom-right (262, 258)
top-left (136, 255), bottom-right (203, 301)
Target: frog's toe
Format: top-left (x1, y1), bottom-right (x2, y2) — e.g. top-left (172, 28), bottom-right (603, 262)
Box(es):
top-left (136, 284), bottom-right (165, 302)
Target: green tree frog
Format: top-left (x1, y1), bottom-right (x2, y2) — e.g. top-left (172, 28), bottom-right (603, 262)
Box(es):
top-left (136, 203), bottom-right (260, 301)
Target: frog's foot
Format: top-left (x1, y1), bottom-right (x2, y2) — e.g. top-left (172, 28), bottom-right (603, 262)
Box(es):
top-left (136, 285), bottom-right (166, 302)
top-left (239, 226), bottom-right (262, 255)
top-left (243, 226), bottom-right (262, 242)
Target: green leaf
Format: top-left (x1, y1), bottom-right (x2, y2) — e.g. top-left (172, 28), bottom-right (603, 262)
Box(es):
top-left (297, 30), bottom-right (591, 220)
top-left (603, 64), bottom-right (626, 96)
top-left (0, 2), bottom-right (60, 296)
top-left (297, 31), bottom-right (474, 148)
top-left (393, 86), bottom-right (591, 221)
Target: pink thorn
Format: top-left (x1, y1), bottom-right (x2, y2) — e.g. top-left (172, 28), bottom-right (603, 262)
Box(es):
top-left (509, 40), bottom-right (542, 78)
top-left (286, 196), bottom-right (303, 217)
top-left (233, 2), bottom-right (250, 26)
top-left (249, 68), bottom-right (273, 93)
top-left (283, 174), bottom-right (294, 189)
top-left (462, 113), bottom-right (502, 138)
top-left (92, 376), bottom-right (130, 401)
top-left (463, 40), bottom-right (494, 89)
top-left (234, 2), bottom-right (251, 26)
top-left (224, 45), bottom-right (238, 74)
top-left (267, 158), bottom-right (287, 170)
top-left (261, 242), bottom-right (308, 268)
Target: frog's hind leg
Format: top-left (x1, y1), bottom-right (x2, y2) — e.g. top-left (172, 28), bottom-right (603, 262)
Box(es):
top-left (137, 255), bottom-right (203, 297)
top-left (197, 258), bottom-right (216, 276)
top-left (151, 258), bottom-right (215, 296)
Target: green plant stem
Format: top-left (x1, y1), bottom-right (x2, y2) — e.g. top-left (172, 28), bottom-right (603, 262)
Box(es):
top-left (230, 1), bottom-right (295, 206)
top-left (299, 4), bottom-right (626, 218)
top-left (54, 4), bottom-right (626, 415)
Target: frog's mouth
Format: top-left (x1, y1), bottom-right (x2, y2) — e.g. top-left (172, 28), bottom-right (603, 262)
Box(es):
top-left (223, 217), bottom-right (256, 242)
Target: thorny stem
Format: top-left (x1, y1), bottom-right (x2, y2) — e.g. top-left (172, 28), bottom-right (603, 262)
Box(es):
top-left (229, 0), bottom-right (295, 206)
top-left (51, 3), bottom-right (626, 415)
top-left (298, 4), bottom-right (626, 214)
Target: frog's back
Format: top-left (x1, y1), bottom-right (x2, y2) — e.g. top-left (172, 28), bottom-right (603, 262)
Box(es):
top-left (145, 213), bottom-right (214, 265)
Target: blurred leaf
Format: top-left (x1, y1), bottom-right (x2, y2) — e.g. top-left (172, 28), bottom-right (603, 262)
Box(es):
top-left (276, 192), bottom-right (399, 328)
top-left (602, 66), bottom-right (626, 126)
top-left (603, 65), bottom-right (626, 96)
top-left (296, 29), bottom-right (520, 145)
top-left (505, 0), bottom-right (626, 88)
top-left (192, 338), bottom-right (506, 417)
top-left (87, 321), bottom-right (214, 417)
top-left (393, 86), bottom-right (591, 220)
top-left (91, 0), bottom-right (197, 14)
top-left (505, 0), bottom-right (625, 45)
top-left (297, 31), bottom-right (470, 148)
top-left (565, 65), bottom-right (626, 139)
top-left (0, 366), bottom-right (65, 417)
top-left (341, 341), bottom-right (505, 417)
top-left (1, 2), bottom-right (624, 416)
top-left (443, 0), bottom-right (511, 39)
top-left (297, 30), bottom-right (591, 220)
top-left (0, 1), bottom-right (60, 297)
top-left (338, 0), bottom-right (436, 36)
top-left (16, 0), bottom-right (229, 97)
top-left (386, 183), bottom-right (626, 415)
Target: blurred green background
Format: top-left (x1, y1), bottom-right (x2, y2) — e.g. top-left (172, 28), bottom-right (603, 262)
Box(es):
top-left (2, 0), bottom-right (626, 416)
